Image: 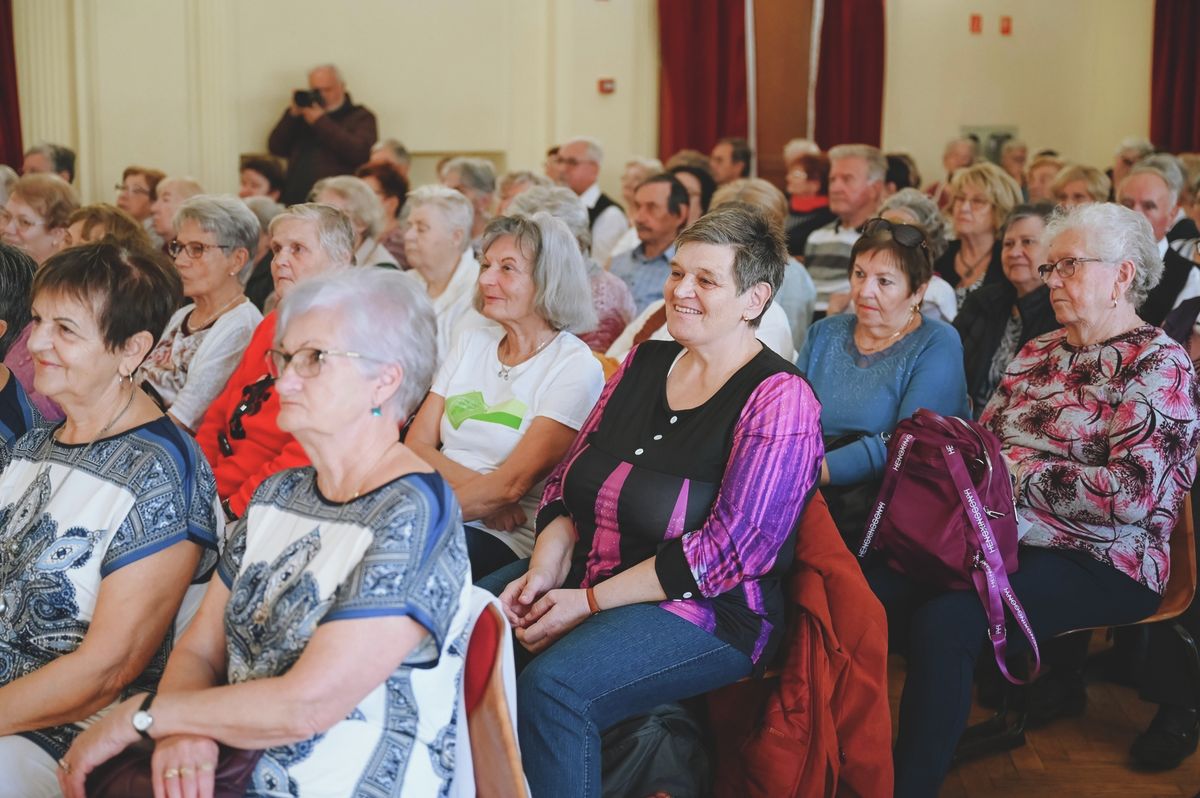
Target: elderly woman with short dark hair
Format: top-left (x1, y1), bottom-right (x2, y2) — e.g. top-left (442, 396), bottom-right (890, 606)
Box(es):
top-left (0, 242), bottom-right (38, 470)
top-left (59, 268), bottom-right (472, 798)
top-left (478, 205), bottom-right (823, 797)
top-left (872, 203), bottom-right (1200, 797)
top-left (311, 175), bottom-right (397, 268)
top-left (138, 195), bottom-right (264, 432)
top-left (408, 212), bottom-right (603, 579)
top-left (0, 242), bottom-right (219, 795)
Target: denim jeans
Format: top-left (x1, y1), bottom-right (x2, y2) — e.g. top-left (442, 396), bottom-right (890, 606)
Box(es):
top-left (478, 559), bottom-right (752, 798)
top-left (868, 546), bottom-right (1161, 798)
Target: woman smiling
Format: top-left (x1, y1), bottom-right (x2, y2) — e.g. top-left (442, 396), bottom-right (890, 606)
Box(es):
top-left (408, 212), bottom-right (602, 579)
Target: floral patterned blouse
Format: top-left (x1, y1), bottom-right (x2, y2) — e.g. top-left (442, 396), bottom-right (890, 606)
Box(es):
top-left (980, 325), bottom-right (1200, 594)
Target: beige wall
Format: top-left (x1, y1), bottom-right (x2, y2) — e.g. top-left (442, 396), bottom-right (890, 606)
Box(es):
top-left (881, 0), bottom-right (1154, 186)
top-left (13, 0), bottom-right (660, 204)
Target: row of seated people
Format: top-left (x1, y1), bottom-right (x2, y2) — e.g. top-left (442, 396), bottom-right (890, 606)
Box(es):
top-left (0, 152), bottom-right (1198, 796)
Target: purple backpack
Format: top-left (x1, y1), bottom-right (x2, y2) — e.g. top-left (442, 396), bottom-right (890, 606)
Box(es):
top-left (858, 408), bottom-right (1040, 683)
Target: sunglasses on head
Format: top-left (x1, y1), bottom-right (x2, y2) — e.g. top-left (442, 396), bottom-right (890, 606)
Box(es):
top-left (862, 217), bottom-right (928, 250)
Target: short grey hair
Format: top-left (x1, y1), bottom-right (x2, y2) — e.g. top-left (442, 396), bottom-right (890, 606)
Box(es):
top-left (944, 137), bottom-right (978, 158)
top-left (477, 212), bottom-right (597, 333)
top-left (405, 185), bottom-right (474, 255)
top-left (783, 138), bottom-right (820, 163)
top-left (499, 170), bottom-right (552, 196)
top-left (0, 165), bottom-right (17, 205)
top-left (1116, 137), bottom-right (1155, 159)
top-left (1044, 203), bottom-right (1162, 310)
top-left (1130, 154), bottom-right (1186, 205)
top-left (828, 144), bottom-right (887, 184)
top-left (880, 188), bottom-right (949, 260)
top-left (625, 156), bottom-right (663, 173)
top-left (371, 138), bottom-right (410, 167)
top-left (158, 176), bottom-right (205, 199)
top-left (675, 203), bottom-right (785, 327)
top-left (311, 175), bottom-right (386, 238)
top-left (443, 157), bottom-right (497, 196)
top-left (268, 202), bottom-right (355, 267)
top-left (174, 195), bottom-right (261, 255)
top-left (564, 136), bottom-right (604, 165)
top-left (243, 196), bottom-right (285, 234)
top-left (1001, 139), bottom-right (1027, 157)
top-left (309, 63), bottom-right (344, 84)
top-left (506, 185), bottom-right (592, 257)
top-left (277, 267), bottom-right (436, 420)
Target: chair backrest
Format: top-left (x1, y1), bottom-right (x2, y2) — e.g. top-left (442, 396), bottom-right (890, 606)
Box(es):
top-left (1144, 476), bottom-right (1198, 624)
top-left (465, 603), bottom-right (527, 798)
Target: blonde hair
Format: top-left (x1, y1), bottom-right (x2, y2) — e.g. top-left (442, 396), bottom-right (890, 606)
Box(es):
top-left (709, 178), bottom-right (788, 227)
top-left (1050, 164), bottom-right (1111, 203)
top-left (949, 162), bottom-right (1023, 235)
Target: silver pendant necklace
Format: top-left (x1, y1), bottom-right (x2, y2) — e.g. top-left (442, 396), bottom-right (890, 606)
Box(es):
top-left (497, 331), bottom-right (556, 381)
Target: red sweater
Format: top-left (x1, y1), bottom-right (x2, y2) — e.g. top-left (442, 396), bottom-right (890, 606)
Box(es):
top-left (195, 312), bottom-right (309, 515)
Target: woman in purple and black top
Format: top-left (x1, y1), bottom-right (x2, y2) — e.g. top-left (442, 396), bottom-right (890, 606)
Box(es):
top-left (871, 202), bottom-right (1200, 797)
top-left (479, 205), bottom-right (824, 798)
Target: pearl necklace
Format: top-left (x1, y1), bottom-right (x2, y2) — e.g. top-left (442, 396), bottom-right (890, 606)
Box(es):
top-left (497, 332), bottom-right (556, 381)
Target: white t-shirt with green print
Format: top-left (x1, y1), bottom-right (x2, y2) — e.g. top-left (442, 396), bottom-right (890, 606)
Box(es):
top-left (432, 325), bottom-right (605, 556)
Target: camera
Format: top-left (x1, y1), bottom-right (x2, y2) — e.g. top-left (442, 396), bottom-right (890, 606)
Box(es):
top-left (293, 89), bottom-right (323, 108)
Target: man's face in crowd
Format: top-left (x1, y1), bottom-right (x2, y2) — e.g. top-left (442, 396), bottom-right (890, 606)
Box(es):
top-left (1119, 172), bottom-right (1178, 242)
top-left (308, 68), bottom-right (346, 111)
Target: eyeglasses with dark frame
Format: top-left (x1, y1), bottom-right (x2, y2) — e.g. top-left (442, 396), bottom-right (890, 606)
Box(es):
top-left (168, 240), bottom-right (235, 259)
top-left (265, 347), bottom-right (382, 379)
top-left (114, 183), bottom-right (151, 196)
top-left (861, 217), bottom-right (929, 250)
top-left (1036, 256), bottom-right (1105, 282)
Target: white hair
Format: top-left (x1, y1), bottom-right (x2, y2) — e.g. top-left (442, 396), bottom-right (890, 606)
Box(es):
top-left (311, 175), bottom-right (386, 239)
top-left (277, 267), bottom-right (437, 420)
top-left (828, 144), bottom-right (887, 184)
top-left (405, 185), bottom-right (474, 255)
top-left (1131, 154), bottom-right (1186, 204)
top-left (783, 138), bottom-right (821, 163)
top-left (1044, 203), bottom-right (1162, 310)
top-left (564, 136), bottom-right (604, 165)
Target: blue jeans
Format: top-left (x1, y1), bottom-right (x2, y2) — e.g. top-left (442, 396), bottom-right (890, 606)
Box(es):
top-left (478, 559), bottom-right (752, 798)
top-left (868, 546), bottom-right (1161, 798)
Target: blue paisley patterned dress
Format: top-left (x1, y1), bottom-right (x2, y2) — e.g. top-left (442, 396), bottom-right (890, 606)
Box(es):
top-left (0, 416), bottom-right (221, 763)
top-left (219, 467), bottom-right (470, 798)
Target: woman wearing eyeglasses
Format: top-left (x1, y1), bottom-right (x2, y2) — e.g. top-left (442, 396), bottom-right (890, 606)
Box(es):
top-left (1, 174), bottom-right (81, 422)
top-left (795, 218), bottom-right (969, 541)
top-left (934, 162), bottom-right (1024, 308)
top-left (138, 196), bottom-right (263, 433)
top-left (114, 166), bottom-right (166, 247)
top-left (58, 268), bottom-right (472, 798)
top-left (873, 203), bottom-right (1200, 798)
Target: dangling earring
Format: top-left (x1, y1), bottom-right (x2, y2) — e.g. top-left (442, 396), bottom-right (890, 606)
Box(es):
top-left (370, 406), bottom-right (382, 417)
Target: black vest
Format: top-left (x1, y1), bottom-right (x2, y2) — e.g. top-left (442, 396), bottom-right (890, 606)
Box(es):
top-left (587, 192), bottom-right (622, 228)
top-left (1141, 246), bottom-right (1197, 326)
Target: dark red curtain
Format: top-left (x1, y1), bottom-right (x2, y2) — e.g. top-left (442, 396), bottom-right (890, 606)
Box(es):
top-left (0, 0), bottom-right (22, 168)
top-left (1151, 0), bottom-right (1200, 152)
top-left (657, 0), bottom-right (747, 161)
top-left (814, 0), bottom-right (884, 148)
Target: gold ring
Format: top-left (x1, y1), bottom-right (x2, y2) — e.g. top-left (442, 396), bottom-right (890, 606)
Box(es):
top-left (58, 758), bottom-right (71, 773)
top-left (164, 768), bottom-right (180, 779)
top-left (179, 766), bottom-right (194, 776)
top-left (199, 762), bottom-right (216, 772)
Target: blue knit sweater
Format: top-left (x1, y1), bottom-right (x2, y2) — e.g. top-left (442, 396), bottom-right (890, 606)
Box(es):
top-left (795, 313), bottom-right (969, 485)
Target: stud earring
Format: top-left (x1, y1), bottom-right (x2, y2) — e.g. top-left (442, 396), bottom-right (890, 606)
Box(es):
top-left (371, 406), bottom-right (382, 417)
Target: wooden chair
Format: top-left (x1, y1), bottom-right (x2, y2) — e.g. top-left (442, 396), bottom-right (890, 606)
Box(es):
top-left (465, 602), bottom-right (528, 798)
top-left (955, 482), bottom-right (1200, 763)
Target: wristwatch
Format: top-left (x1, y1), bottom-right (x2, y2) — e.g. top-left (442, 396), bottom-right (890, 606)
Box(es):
top-left (131, 693), bottom-right (156, 739)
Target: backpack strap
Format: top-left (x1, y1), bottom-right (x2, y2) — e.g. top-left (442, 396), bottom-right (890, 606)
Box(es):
top-left (942, 442), bottom-right (1041, 684)
top-left (857, 431), bottom-right (916, 558)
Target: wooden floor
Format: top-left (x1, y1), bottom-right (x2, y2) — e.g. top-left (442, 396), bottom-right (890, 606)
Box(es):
top-left (885, 655), bottom-right (1200, 798)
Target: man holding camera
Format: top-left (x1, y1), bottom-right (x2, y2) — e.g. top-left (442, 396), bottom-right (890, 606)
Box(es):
top-left (268, 63), bottom-right (378, 204)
